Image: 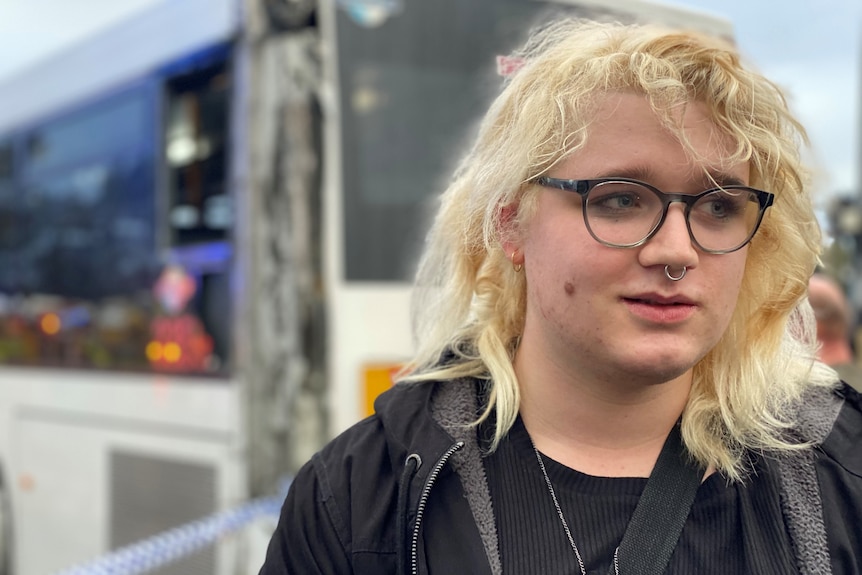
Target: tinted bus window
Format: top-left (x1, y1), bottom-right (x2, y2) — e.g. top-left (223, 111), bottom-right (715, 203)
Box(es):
top-left (336, 0), bottom-right (593, 281)
top-left (0, 142), bottom-right (12, 182)
top-left (163, 57), bottom-right (233, 373)
top-left (10, 88), bottom-right (157, 299)
top-left (165, 62), bottom-right (231, 246)
top-left (0, 85), bottom-right (160, 371)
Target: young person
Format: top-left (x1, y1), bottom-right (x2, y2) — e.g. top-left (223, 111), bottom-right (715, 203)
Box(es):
top-left (261, 18), bottom-right (862, 574)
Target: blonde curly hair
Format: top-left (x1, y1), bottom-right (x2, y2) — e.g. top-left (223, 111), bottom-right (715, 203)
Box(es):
top-left (403, 18), bottom-right (835, 481)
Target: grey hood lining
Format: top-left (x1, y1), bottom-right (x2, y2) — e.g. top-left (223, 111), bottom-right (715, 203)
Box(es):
top-left (776, 384), bottom-right (845, 575)
top-left (430, 379), bottom-right (502, 575)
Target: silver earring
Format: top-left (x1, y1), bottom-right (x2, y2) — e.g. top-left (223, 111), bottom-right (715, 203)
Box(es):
top-left (664, 265), bottom-right (687, 281)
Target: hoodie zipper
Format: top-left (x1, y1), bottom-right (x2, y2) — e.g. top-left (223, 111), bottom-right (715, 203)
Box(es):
top-left (410, 441), bottom-right (465, 575)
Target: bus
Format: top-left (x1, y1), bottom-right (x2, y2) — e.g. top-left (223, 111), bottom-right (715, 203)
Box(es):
top-left (0, 0), bottom-right (732, 573)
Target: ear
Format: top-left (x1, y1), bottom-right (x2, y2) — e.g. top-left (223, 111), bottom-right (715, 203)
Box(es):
top-left (497, 202), bottom-right (523, 265)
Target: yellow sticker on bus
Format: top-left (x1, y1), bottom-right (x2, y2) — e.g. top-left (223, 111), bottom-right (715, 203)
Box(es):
top-left (363, 363), bottom-right (403, 418)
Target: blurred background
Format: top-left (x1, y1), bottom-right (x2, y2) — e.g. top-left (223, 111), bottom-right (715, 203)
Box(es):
top-left (0, 0), bottom-right (858, 574)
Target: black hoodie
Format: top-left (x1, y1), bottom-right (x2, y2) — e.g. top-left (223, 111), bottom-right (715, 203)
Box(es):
top-left (260, 378), bottom-right (862, 574)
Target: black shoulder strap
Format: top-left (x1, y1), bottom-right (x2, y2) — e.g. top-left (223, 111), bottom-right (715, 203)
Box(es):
top-left (610, 423), bottom-right (704, 575)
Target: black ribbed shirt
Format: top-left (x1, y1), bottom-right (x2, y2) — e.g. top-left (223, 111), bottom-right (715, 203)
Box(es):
top-left (484, 417), bottom-right (797, 575)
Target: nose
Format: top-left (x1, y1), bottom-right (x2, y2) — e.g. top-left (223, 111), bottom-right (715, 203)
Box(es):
top-left (637, 203), bottom-right (699, 270)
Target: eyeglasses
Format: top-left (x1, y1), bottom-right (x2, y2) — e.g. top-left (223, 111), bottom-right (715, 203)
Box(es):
top-left (533, 176), bottom-right (775, 254)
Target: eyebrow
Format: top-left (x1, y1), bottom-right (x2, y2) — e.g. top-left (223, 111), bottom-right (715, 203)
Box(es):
top-left (590, 166), bottom-right (748, 189)
top-left (702, 173), bottom-right (748, 188)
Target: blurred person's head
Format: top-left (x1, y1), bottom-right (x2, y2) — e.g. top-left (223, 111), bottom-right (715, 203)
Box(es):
top-left (808, 272), bottom-right (854, 365)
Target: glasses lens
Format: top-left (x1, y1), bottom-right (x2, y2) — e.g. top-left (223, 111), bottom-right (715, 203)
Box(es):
top-left (689, 189), bottom-right (762, 252)
top-left (584, 181), bottom-right (662, 246)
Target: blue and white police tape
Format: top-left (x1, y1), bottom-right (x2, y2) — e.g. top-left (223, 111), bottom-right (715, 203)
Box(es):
top-left (54, 478), bottom-right (291, 575)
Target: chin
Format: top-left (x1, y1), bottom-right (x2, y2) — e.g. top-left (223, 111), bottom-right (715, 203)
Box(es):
top-left (620, 354), bottom-right (698, 385)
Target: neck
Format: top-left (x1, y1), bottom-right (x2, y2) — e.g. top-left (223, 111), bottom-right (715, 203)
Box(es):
top-left (515, 348), bottom-right (692, 478)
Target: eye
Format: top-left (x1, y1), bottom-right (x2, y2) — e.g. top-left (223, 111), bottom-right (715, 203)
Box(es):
top-left (696, 196), bottom-right (748, 218)
top-left (704, 198), bottom-right (730, 217)
top-left (587, 182), bottom-right (651, 215)
top-left (692, 190), bottom-right (749, 221)
top-left (602, 193), bottom-right (638, 209)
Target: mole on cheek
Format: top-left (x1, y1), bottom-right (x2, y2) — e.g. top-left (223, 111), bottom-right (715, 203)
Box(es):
top-left (564, 282), bottom-right (575, 296)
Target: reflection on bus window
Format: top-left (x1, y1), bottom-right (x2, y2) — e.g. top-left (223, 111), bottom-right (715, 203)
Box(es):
top-left (147, 265), bottom-right (216, 372)
top-left (0, 47), bottom-right (233, 377)
top-left (163, 55), bottom-right (233, 373)
top-left (10, 87), bottom-right (155, 299)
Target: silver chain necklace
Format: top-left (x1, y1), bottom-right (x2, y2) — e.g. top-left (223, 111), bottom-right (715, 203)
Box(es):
top-left (531, 442), bottom-right (620, 575)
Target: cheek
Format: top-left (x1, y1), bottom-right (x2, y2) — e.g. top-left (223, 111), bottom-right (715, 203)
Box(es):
top-left (727, 254), bottom-right (748, 296)
top-left (712, 258), bottom-right (747, 321)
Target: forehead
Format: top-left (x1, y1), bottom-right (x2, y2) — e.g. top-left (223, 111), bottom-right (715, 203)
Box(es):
top-left (554, 92), bottom-right (748, 184)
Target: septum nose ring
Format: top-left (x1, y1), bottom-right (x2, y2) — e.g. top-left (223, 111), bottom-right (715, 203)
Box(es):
top-left (664, 265), bottom-right (687, 281)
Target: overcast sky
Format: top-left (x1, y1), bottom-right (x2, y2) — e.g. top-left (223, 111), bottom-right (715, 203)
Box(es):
top-left (0, 0), bottom-right (859, 203)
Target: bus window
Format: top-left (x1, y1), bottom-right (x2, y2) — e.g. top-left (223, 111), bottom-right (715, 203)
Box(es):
top-left (14, 88), bottom-right (156, 300)
top-left (0, 73), bottom-right (233, 376)
top-left (0, 141), bottom-right (14, 252)
top-left (0, 86), bottom-right (160, 371)
top-left (165, 61), bottom-right (232, 247)
top-left (0, 142), bottom-right (12, 183)
top-left (162, 55), bottom-right (233, 374)
top-left (336, 0), bottom-right (606, 281)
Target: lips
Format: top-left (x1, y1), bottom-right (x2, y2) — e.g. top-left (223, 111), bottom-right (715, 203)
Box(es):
top-left (624, 294), bottom-right (696, 306)
top-left (622, 294), bottom-right (698, 323)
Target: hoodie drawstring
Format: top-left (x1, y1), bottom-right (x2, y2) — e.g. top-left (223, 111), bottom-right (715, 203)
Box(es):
top-left (397, 453), bottom-right (422, 574)
top-left (399, 442), bottom-right (465, 575)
